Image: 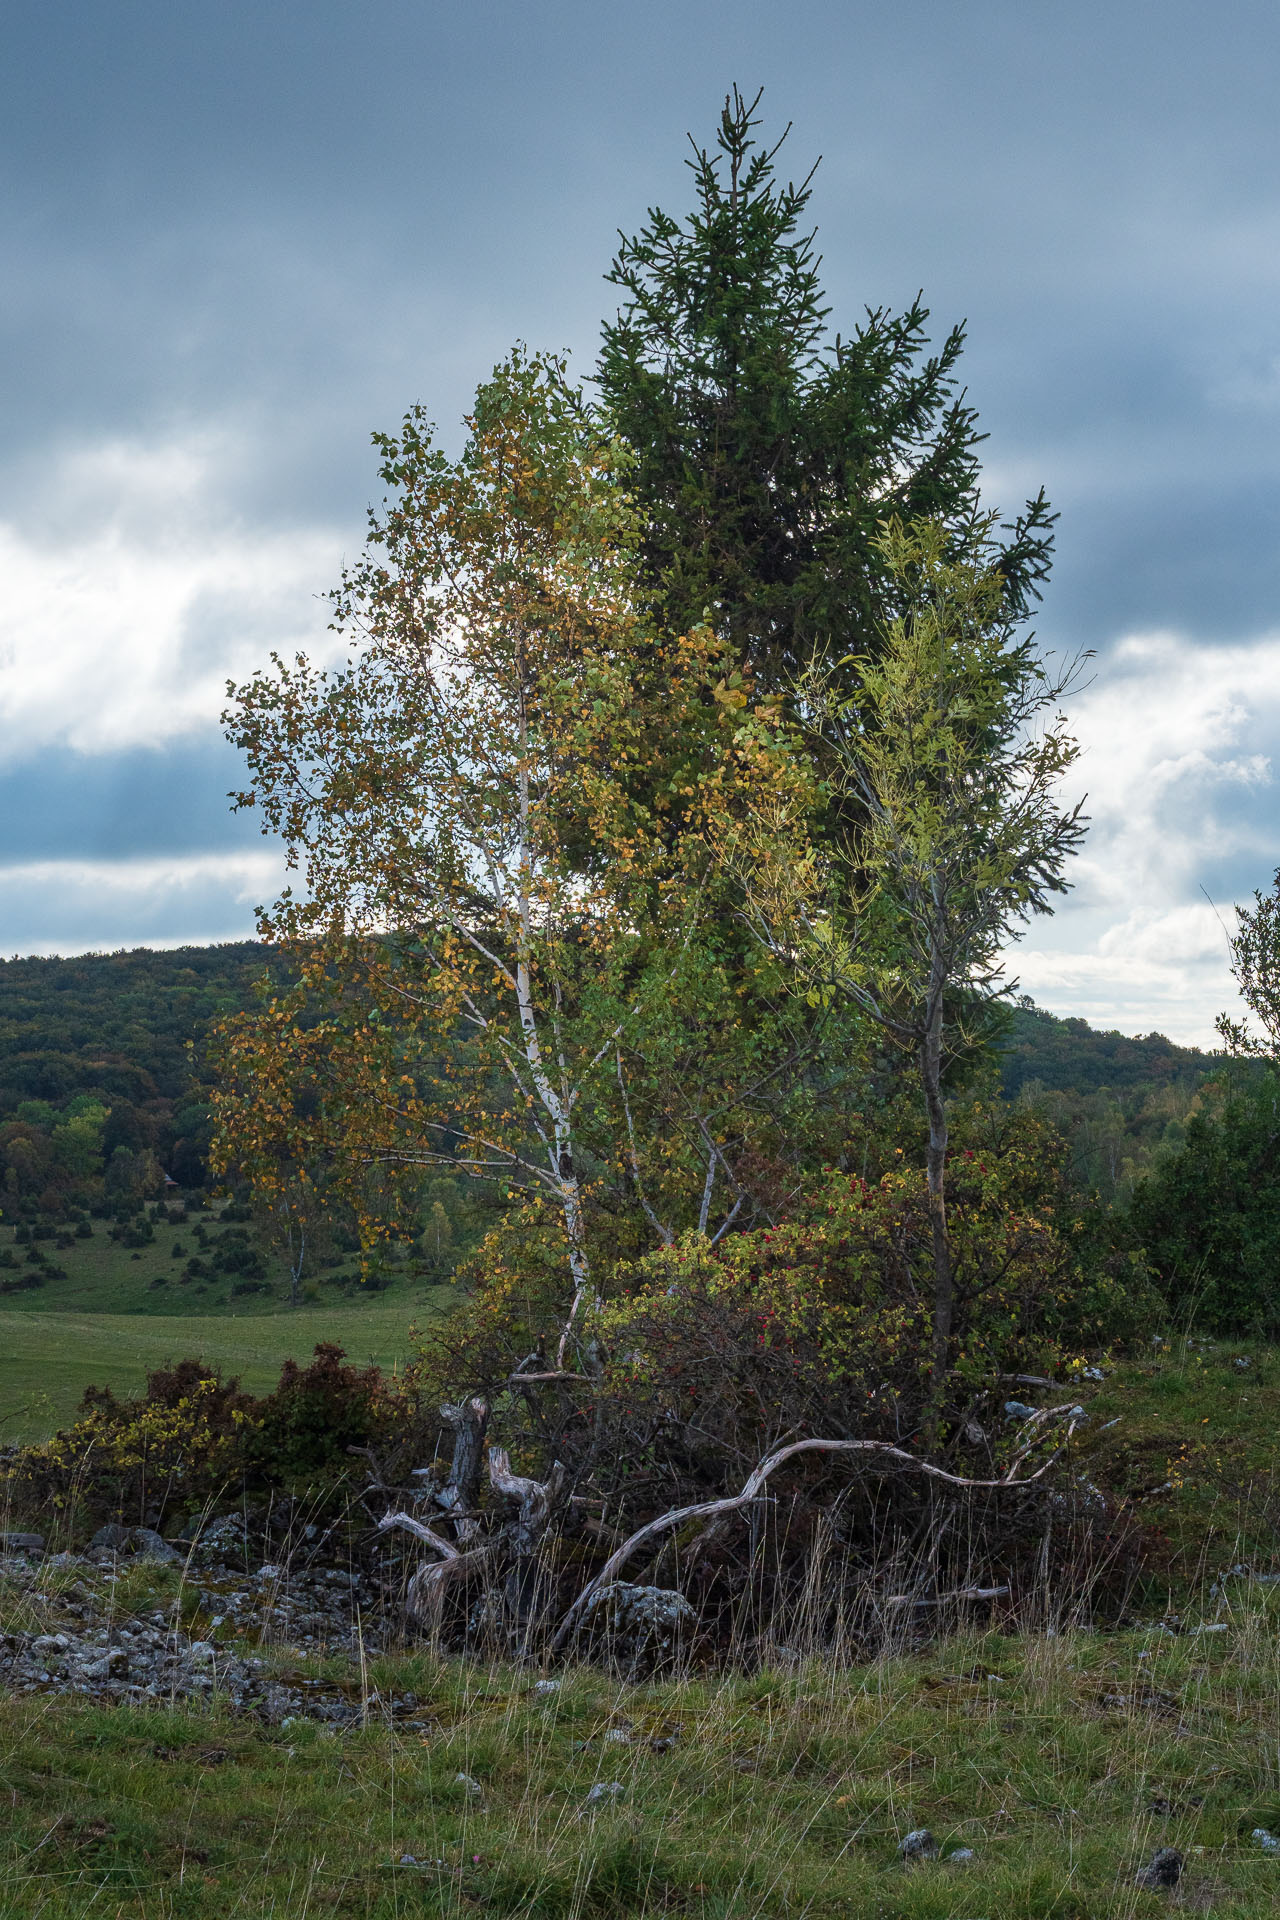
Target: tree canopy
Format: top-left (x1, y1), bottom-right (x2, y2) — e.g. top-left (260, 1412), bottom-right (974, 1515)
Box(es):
top-left (597, 86), bottom-right (1056, 694)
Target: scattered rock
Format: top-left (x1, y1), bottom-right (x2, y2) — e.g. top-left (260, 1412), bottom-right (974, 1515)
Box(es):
top-left (947, 1846), bottom-right (976, 1863)
top-left (0, 1532), bottom-right (45, 1554)
top-left (1252, 1828), bottom-right (1280, 1853)
top-left (131, 1528), bottom-right (179, 1563)
top-left (1134, 1846), bottom-right (1183, 1891)
top-left (898, 1828), bottom-right (939, 1862)
top-left (87, 1524), bottom-right (131, 1552)
top-left (1003, 1401), bottom-right (1037, 1422)
top-left (580, 1582), bottom-right (696, 1667)
top-left (584, 1781), bottom-right (625, 1806)
top-left (532, 1678), bottom-right (561, 1695)
top-left (454, 1773), bottom-right (483, 1798)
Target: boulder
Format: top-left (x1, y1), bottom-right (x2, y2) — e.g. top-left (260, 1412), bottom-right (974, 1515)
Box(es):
top-left (131, 1528), bottom-right (179, 1563)
top-left (88, 1523), bottom-right (132, 1552)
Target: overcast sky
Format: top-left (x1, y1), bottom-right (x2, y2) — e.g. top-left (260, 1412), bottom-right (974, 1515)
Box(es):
top-left (2, 0), bottom-right (1278, 1044)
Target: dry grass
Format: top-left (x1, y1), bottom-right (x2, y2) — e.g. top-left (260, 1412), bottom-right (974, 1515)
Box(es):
top-left (2, 1582), bottom-right (1279, 1916)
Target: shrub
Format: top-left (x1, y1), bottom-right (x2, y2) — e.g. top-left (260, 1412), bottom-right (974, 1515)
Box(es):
top-left (588, 1109), bottom-right (1152, 1495)
top-left (1130, 1069), bottom-right (1280, 1332)
top-left (247, 1342), bottom-right (393, 1481)
top-left (2, 1345), bottom-right (410, 1531)
top-left (405, 1103), bottom-right (1153, 1651)
top-left (6, 1361), bottom-right (258, 1526)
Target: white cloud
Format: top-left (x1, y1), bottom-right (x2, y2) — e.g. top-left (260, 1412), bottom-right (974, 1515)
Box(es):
top-left (3, 435), bottom-right (1278, 1048)
top-left (0, 850), bottom-right (286, 956)
top-left (0, 433), bottom-right (348, 762)
top-left (1009, 629), bottom-right (1280, 1045)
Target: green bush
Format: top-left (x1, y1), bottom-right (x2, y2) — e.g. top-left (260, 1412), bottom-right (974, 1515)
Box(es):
top-left (1, 1344), bottom-right (409, 1530)
top-left (1130, 1069), bottom-right (1280, 1332)
top-left (246, 1341), bottom-right (394, 1482)
top-left (422, 1103), bottom-right (1153, 1503)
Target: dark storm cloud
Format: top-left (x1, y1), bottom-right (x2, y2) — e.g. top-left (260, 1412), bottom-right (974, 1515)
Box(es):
top-left (0, 742), bottom-right (262, 864)
top-left (2, 0), bottom-right (1278, 1032)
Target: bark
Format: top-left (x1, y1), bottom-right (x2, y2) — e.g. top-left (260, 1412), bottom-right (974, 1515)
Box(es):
top-left (288, 1227), bottom-right (305, 1309)
top-left (920, 933), bottom-right (952, 1421)
top-left (434, 1398), bottom-right (489, 1541)
top-left (486, 1447), bottom-right (566, 1557)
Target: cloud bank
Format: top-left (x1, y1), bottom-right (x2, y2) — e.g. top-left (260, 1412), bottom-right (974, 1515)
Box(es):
top-left (0, 434), bottom-right (345, 760)
top-left (1012, 631), bottom-right (1280, 1044)
top-left (2, 1), bottom-right (1278, 1039)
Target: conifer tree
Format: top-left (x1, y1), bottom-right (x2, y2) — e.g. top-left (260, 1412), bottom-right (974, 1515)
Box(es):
top-left (597, 87), bottom-right (1056, 693)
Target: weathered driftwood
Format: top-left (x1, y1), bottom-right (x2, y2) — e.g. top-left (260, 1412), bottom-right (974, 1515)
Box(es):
top-left (432, 1398), bottom-right (490, 1541)
top-left (884, 1585), bottom-right (1010, 1608)
top-left (379, 1419), bottom-right (565, 1627)
top-left (377, 1397), bottom-right (1084, 1646)
top-left (551, 1408), bottom-right (1084, 1651)
top-left (487, 1449), bottom-right (566, 1556)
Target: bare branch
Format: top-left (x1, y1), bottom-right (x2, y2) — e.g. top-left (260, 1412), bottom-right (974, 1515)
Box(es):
top-left (552, 1418), bottom-right (1081, 1650)
top-left (376, 1510), bottom-right (460, 1559)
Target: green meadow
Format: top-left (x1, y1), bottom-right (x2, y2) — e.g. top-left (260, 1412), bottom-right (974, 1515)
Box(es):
top-left (2, 1595), bottom-right (1280, 1917)
top-left (0, 1211), bottom-right (455, 1440)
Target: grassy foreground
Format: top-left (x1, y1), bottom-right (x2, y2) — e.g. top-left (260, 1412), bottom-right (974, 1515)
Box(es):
top-left (0, 1296), bottom-right (455, 1443)
top-left (3, 1597), bottom-right (1280, 1917)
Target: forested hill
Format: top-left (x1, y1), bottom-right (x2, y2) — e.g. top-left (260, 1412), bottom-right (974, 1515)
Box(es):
top-left (997, 1001), bottom-right (1219, 1196)
top-left (1, 946), bottom-right (1215, 1107)
top-left (0, 944), bottom-right (270, 1106)
top-left (0, 946), bottom-right (1219, 1206)
top-left (997, 1001), bottom-right (1214, 1099)
top-left (0, 944), bottom-right (273, 1194)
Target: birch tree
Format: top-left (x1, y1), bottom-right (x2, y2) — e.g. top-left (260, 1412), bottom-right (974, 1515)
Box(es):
top-left (215, 350), bottom-right (787, 1372)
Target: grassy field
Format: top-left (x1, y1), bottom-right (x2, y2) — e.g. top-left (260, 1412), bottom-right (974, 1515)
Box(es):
top-left (1075, 1342), bottom-right (1280, 1586)
top-left (0, 1206), bottom-right (433, 1319)
top-left (2, 1593), bottom-right (1280, 1916)
top-left (0, 1335), bottom-right (1277, 1912)
top-left (0, 1297), bottom-right (456, 1443)
top-left (0, 1205), bottom-right (460, 1441)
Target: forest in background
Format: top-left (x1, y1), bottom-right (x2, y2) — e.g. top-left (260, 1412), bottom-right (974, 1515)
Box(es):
top-left (0, 944), bottom-right (1219, 1231)
top-left (0, 943), bottom-right (500, 1303)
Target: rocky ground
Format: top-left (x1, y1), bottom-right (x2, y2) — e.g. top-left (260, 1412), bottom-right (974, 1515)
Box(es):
top-left (0, 1516), bottom-right (421, 1726)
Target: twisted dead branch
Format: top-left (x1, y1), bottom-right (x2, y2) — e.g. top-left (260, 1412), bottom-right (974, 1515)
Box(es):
top-left (379, 1431), bottom-right (566, 1626)
top-left (551, 1409), bottom-right (1083, 1651)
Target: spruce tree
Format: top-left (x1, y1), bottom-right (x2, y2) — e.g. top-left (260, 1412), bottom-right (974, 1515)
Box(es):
top-left (597, 87), bottom-right (1055, 691)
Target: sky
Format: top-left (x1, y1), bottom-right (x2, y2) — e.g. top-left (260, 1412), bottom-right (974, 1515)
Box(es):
top-left (2, 0), bottom-right (1278, 1046)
